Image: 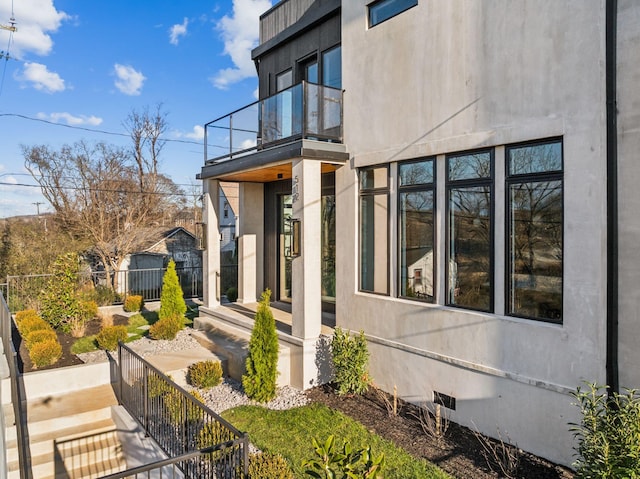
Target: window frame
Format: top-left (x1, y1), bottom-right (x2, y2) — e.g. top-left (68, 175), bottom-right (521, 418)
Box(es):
top-left (368, 0), bottom-right (418, 28)
top-left (397, 157), bottom-right (436, 303)
top-left (445, 148), bottom-right (495, 313)
top-left (359, 165), bottom-right (390, 296)
top-left (505, 137), bottom-right (564, 323)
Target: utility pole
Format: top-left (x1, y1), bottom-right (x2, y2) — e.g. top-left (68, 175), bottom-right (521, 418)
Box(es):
top-left (32, 202), bottom-right (43, 216)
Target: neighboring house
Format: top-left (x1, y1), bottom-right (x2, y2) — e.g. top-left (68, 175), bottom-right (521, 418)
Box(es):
top-left (93, 227), bottom-right (202, 295)
top-left (219, 182), bottom-right (239, 255)
top-left (197, 0), bottom-right (640, 467)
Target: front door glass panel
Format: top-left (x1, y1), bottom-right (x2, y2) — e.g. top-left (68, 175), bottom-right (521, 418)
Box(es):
top-left (279, 194), bottom-right (293, 302)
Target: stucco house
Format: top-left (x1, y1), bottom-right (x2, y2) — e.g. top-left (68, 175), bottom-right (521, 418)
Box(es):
top-left (197, 0), bottom-right (640, 467)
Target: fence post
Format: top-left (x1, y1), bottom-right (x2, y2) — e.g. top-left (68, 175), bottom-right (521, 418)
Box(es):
top-left (143, 366), bottom-right (149, 436)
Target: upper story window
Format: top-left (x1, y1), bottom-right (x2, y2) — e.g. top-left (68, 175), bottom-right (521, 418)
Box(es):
top-left (446, 150), bottom-right (494, 312)
top-left (322, 45), bottom-right (342, 89)
top-left (506, 139), bottom-right (563, 323)
top-left (368, 0), bottom-right (418, 27)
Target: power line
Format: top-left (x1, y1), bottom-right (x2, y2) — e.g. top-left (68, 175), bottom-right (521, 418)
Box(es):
top-left (0, 113), bottom-right (228, 150)
top-left (0, 181), bottom-right (201, 197)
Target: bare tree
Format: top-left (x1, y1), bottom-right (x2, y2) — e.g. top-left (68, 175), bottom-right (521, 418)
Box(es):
top-left (23, 108), bottom-right (185, 288)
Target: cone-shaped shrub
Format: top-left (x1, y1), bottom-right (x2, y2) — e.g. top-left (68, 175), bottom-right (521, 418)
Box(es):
top-left (242, 289), bottom-right (279, 402)
top-left (159, 260), bottom-right (187, 321)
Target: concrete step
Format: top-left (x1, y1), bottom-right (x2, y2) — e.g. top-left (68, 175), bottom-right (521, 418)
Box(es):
top-left (193, 314), bottom-right (291, 387)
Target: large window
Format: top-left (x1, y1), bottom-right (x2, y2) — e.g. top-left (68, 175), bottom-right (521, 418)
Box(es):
top-left (368, 0), bottom-right (418, 27)
top-left (399, 158), bottom-right (435, 302)
top-left (360, 167), bottom-right (389, 294)
top-left (506, 139), bottom-right (563, 322)
top-left (322, 45), bottom-right (341, 89)
top-left (446, 150), bottom-right (493, 312)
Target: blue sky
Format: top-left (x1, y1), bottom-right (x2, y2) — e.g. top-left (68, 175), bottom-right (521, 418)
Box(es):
top-left (0, 0), bottom-right (272, 218)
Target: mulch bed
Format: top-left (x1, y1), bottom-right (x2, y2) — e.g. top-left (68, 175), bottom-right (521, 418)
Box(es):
top-left (14, 314), bottom-right (130, 373)
top-left (306, 384), bottom-right (575, 479)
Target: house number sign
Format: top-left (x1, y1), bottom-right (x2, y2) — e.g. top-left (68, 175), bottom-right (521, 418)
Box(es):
top-left (292, 175), bottom-right (300, 203)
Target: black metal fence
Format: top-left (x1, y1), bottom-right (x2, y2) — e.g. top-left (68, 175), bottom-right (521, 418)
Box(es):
top-left (1, 295), bottom-right (31, 479)
top-left (3, 266), bottom-right (203, 313)
top-left (114, 342), bottom-right (248, 478)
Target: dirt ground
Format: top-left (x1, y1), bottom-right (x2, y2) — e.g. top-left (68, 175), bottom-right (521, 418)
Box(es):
top-left (306, 384), bottom-right (575, 479)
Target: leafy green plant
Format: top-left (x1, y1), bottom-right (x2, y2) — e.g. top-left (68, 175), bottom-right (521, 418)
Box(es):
top-left (149, 315), bottom-right (183, 340)
top-left (124, 294), bottom-right (144, 312)
top-left (243, 289), bottom-right (279, 403)
top-left (96, 325), bottom-right (128, 350)
top-left (29, 338), bottom-right (62, 368)
top-left (249, 452), bottom-right (294, 479)
top-left (226, 287), bottom-right (238, 302)
top-left (331, 328), bottom-right (370, 395)
top-left (303, 435), bottom-right (385, 479)
top-left (188, 360), bottom-right (223, 389)
top-left (25, 329), bottom-right (58, 350)
top-left (39, 252), bottom-right (82, 331)
top-left (570, 382), bottom-right (640, 478)
top-left (159, 259), bottom-right (187, 320)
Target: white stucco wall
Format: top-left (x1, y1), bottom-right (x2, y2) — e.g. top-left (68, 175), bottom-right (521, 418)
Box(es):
top-left (616, 0), bottom-right (640, 391)
top-left (338, 0), bottom-right (610, 466)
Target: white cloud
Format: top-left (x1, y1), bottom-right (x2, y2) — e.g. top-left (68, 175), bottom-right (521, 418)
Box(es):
top-left (182, 125), bottom-right (205, 140)
top-left (36, 112), bottom-right (103, 126)
top-left (0, 0), bottom-right (69, 58)
top-left (16, 62), bottom-right (65, 93)
top-left (169, 18), bottom-right (189, 45)
top-left (113, 64), bottom-right (146, 95)
top-left (211, 0), bottom-right (272, 90)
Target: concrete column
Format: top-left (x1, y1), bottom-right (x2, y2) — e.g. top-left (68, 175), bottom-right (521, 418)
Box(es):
top-left (238, 183), bottom-right (265, 297)
top-left (202, 179), bottom-right (221, 308)
top-left (238, 234), bottom-right (257, 303)
top-left (291, 159), bottom-right (322, 342)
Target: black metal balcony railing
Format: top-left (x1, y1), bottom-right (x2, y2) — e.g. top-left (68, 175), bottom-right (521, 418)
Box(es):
top-left (205, 81), bottom-right (343, 164)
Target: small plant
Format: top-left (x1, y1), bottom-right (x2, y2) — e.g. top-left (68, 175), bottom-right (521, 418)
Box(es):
top-left (226, 287), bottom-right (238, 302)
top-left (188, 360), bottom-right (223, 389)
top-left (165, 389), bottom-right (206, 423)
top-left (570, 382), bottom-right (640, 478)
top-left (147, 372), bottom-right (172, 399)
top-left (96, 325), bottom-right (128, 350)
top-left (29, 338), bottom-right (62, 368)
top-left (159, 259), bottom-right (187, 320)
top-left (410, 402), bottom-right (450, 445)
top-left (243, 289), bottom-right (279, 403)
top-left (303, 435), bottom-right (385, 479)
top-left (149, 315), bottom-right (183, 340)
top-left (197, 421), bottom-right (231, 462)
top-left (69, 299), bottom-right (98, 338)
top-left (124, 294), bottom-right (144, 312)
top-left (472, 426), bottom-right (521, 479)
top-left (91, 285), bottom-right (119, 306)
top-left (25, 329), bottom-right (58, 350)
top-left (14, 309), bottom-right (39, 324)
top-left (99, 311), bottom-right (114, 327)
top-left (249, 452), bottom-right (294, 479)
top-left (331, 327), bottom-right (370, 395)
top-left (17, 315), bottom-right (50, 337)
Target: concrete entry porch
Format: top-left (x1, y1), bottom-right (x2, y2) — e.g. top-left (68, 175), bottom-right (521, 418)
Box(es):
top-left (195, 301), bottom-right (335, 391)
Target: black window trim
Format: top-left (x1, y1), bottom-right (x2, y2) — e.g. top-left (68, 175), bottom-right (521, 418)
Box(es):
top-left (397, 157), bottom-right (436, 303)
top-left (358, 165), bottom-right (390, 296)
top-left (368, 0), bottom-right (419, 28)
top-left (445, 148), bottom-right (495, 313)
top-left (504, 137), bottom-right (564, 324)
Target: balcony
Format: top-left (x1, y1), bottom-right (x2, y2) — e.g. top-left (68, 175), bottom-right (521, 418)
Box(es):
top-left (204, 81), bottom-right (343, 166)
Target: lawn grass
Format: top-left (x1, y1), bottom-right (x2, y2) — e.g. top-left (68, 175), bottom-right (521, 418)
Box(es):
top-left (222, 403), bottom-right (451, 479)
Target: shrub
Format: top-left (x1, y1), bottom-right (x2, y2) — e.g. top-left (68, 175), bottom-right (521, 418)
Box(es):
top-left (188, 360), bottom-right (223, 389)
top-left (159, 259), bottom-right (186, 321)
top-left (331, 327), bottom-right (371, 395)
top-left (147, 372), bottom-right (172, 399)
top-left (124, 295), bottom-right (144, 312)
top-left (242, 289), bottom-right (279, 403)
top-left (17, 315), bottom-right (50, 337)
top-left (25, 329), bottom-right (58, 350)
top-left (92, 285), bottom-right (118, 306)
top-left (29, 338), bottom-right (62, 368)
top-left (69, 299), bottom-right (99, 338)
top-left (149, 315), bottom-right (183, 340)
top-left (79, 300), bottom-right (98, 320)
top-left (15, 309), bottom-right (39, 325)
top-left (96, 325), bottom-right (128, 351)
top-left (249, 452), bottom-right (294, 479)
top-left (165, 389), bottom-right (206, 423)
top-left (226, 287), bottom-right (238, 302)
top-left (570, 383), bottom-right (640, 478)
top-left (39, 252), bottom-right (81, 331)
